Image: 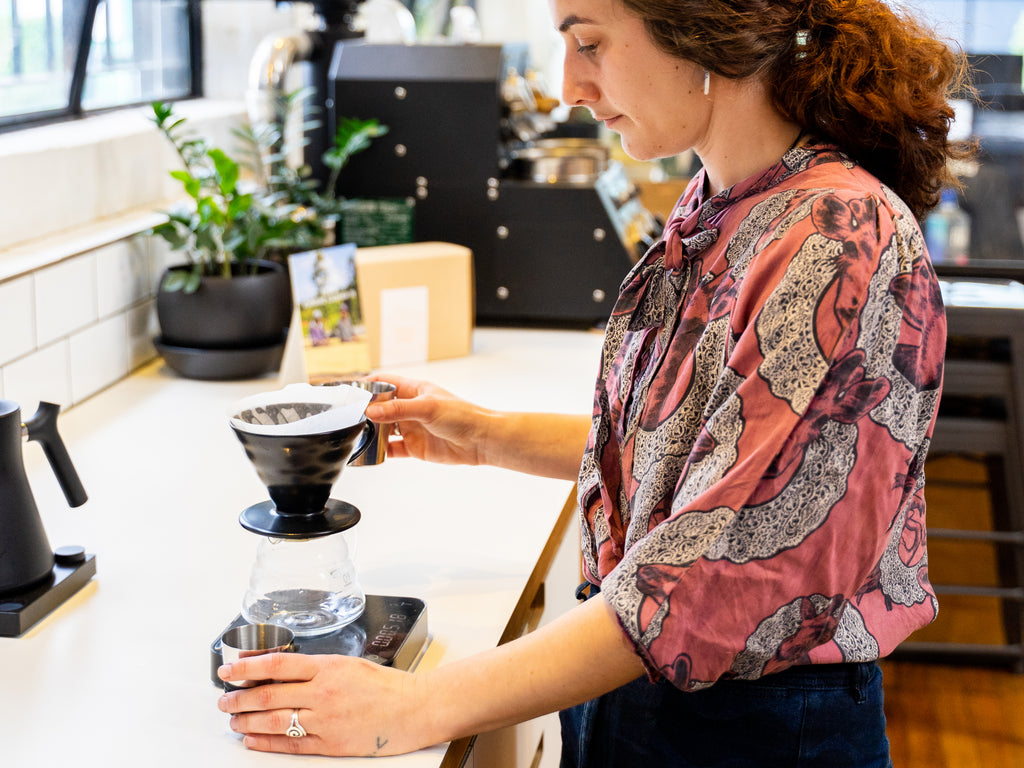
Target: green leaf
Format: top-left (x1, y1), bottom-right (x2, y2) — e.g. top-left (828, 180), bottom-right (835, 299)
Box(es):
top-left (183, 269), bottom-right (203, 293)
top-left (151, 100), bottom-right (173, 126)
top-left (228, 193), bottom-right (254, 218)
top-left (194, 226), bottom-right (220, 255)
top-left (325, 117), bottom-right (389, 171)
top-left (161, 269), bottom-right (190, 292)
top-left (209, 148), bottom-right (239, 195)
top-left (169, 170), bottom-right (201, 199)
top-left (149, 220), bottom-right (191, 250)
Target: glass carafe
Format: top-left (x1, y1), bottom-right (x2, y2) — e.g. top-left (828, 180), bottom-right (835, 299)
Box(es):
top-left (242, 530), bottom-right (365, 637)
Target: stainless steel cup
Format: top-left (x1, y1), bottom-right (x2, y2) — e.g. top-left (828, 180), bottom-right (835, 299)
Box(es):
top-left (220, 623), bottom-right (294, 690)
top-left (328, 380), bottom-right (396, 465)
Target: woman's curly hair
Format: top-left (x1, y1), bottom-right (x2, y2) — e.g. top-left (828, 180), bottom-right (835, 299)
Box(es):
top-left (619, 0), bottom-right (975, 219)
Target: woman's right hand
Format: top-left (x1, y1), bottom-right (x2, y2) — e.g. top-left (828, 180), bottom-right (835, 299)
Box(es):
top-left (362, 374), bottom-right (493, 466)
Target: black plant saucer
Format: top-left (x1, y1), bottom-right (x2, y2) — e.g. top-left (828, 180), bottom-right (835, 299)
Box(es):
top-left (154, 334), bottom-right (286, 380)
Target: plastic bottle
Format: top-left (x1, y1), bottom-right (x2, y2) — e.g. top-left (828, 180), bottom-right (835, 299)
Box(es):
top-left (925, 189), bottom-right (971, 265)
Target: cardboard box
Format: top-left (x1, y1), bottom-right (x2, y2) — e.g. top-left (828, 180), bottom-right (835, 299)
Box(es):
top-left (355, 242), bottom-right (474, 369)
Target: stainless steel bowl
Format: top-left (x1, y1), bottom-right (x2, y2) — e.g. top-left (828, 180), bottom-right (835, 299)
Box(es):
top-left (509, 139), bottom-right (610, 184)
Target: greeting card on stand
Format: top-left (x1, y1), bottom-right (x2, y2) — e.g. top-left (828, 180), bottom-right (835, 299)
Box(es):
top-left (287, 243), bottom-right (371, 382)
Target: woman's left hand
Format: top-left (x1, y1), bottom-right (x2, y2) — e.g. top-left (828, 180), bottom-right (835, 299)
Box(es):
top-left (217, 652), bottom-right (435, 756)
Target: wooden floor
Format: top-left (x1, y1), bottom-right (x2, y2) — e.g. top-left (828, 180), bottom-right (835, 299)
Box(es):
top-left (881, 660), bottom-right (1024, 767)
top-left (880, 455), bottom-right (1024, 767)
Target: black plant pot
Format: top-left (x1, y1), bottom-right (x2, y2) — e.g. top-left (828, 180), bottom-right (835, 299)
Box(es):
top-left (155, 260), bottom-right (293, 380)
top-left (157, 260), bottom-right (292, 347)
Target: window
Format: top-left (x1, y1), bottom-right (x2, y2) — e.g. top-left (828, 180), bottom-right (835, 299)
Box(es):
top-left (902, 0), bottom-right (1024, 55)
top-left (0, 0), bottom-right (200, 131)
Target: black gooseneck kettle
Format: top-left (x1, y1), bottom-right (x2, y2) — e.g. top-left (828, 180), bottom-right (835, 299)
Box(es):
top-left (0, 400), bottom-right (87, 595)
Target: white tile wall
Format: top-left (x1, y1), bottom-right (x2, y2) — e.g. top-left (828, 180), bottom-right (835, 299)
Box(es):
top-left (95, 239), bottom-right (154, 318)
top-left (0, 234), bottom-right (161, 409)
top-left (127, 300), bottom-right (159, 370)
top-left (3, 340), bottom-right (72, 409)
top-left (94, 127), bottom-right (172, 221)
top-left (0, 275), bottom-right (35, 366)
top-left (149, 233), bottom-right (178, 277)
top-left (0, 145), bottom-right (93, 251)
top-left (35, 254), bottom-right (98, 347)
top-left (70, 314), bottom-right (131, 403)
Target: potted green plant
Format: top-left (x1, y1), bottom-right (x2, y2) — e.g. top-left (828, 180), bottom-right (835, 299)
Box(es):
top-left (147, 100), bottom-right (387, 379)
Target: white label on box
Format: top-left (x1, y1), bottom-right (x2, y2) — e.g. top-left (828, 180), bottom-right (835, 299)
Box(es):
top-left (379, 285), bottom-right (429, 366)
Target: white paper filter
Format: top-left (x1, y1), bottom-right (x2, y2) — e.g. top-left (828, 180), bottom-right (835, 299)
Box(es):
top-left (229, 383), bottom-right (373, 436)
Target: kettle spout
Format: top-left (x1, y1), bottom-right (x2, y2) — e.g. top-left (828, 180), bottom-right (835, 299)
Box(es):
top-left (23, 403), bottom-right (88, 508)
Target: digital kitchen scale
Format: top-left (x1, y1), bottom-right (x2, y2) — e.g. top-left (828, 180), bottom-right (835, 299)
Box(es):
top-left (210, 594), bottom-right (428, 685)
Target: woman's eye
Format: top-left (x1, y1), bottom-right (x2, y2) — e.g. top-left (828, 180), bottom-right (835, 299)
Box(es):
top-left (576, 41), bottom-right (599, 55)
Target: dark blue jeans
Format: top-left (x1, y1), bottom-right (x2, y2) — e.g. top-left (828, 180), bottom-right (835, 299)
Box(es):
top-left (559, 661), bottom-right (893, 768)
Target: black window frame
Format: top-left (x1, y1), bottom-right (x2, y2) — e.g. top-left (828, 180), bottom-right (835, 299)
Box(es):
top-left (0, 0), bottom-right (203, 134)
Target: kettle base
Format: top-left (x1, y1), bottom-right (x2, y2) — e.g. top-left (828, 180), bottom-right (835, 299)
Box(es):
top-left (0, 553), bottom-right (96, 637)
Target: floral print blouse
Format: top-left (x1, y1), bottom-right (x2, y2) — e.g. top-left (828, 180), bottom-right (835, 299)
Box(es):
top-left (577, 139), bottom-right (945, 691)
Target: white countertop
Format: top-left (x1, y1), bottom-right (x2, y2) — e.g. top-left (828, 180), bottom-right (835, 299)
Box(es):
top-left (939, 277), bottom-right (1024, 309)
top-left (0, 327), bottom-right (605, 767)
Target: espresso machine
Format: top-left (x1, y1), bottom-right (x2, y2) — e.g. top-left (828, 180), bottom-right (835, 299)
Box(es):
top-left (248, 2), bottom-right (662, 325)
top-left (210, 385), bottom-right (427, 682)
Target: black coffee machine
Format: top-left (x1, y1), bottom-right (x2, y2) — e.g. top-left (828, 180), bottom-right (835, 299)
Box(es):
top-left (253, 2), bottom-right (662, 325)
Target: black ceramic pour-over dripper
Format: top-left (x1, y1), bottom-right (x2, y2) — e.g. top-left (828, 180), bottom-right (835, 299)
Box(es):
top-left (231, 418), bottom-right (374, 539)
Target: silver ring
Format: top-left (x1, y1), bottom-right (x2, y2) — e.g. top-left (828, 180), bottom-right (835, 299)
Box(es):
top-left (286, 709), bottom-right (306, 738)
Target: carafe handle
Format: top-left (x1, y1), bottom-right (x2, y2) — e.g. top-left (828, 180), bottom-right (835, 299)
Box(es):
top-left (23, 402), bottom-right (88, 508)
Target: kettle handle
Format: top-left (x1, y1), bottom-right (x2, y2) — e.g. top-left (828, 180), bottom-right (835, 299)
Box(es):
top-left (24, 402), bottom-right (88, 508)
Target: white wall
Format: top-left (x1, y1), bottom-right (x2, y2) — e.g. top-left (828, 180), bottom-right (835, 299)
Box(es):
top-left (201, 1), bottom-right (313, 100)
top-left (477, 0), bottom-right (564, 89)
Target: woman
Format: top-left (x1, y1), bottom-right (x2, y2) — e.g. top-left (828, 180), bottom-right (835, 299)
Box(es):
top-left (217, 0), bottom-right (969, 763)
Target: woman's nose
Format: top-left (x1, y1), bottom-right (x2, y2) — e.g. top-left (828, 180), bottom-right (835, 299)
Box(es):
top-left (561, 57), bottom-right (599, 107)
